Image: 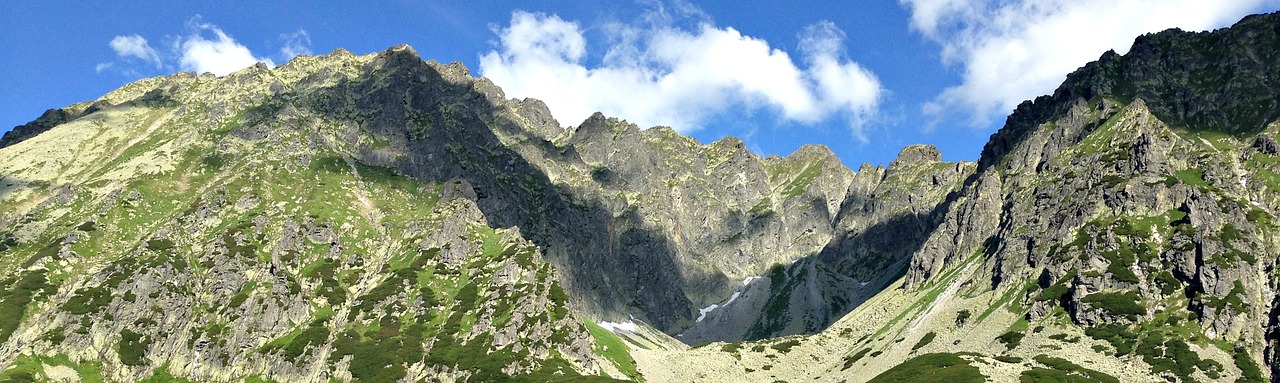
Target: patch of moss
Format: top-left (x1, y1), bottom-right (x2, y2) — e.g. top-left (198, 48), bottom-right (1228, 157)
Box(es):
top-left (145, 239), bottom-right (175, 252)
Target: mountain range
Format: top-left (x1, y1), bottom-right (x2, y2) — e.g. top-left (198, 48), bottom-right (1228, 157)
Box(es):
top-left (1, 10), bottom-right (1279, 383)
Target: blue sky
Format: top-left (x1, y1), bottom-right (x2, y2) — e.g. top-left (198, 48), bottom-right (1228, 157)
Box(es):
top-left (3, 1), bottom-right (1277, 167)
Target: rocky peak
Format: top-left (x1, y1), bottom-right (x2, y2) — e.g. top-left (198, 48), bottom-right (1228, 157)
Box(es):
top-left (980, 11), bottom-right (1280, 174)
top-left (887, 144), bottom-right (941, 173)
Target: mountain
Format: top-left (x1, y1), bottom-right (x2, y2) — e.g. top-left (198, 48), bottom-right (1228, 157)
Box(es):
top-left (2, 10), bottom-right (1279, 383)
top-left (637, 11), bottom-right (1280, 383)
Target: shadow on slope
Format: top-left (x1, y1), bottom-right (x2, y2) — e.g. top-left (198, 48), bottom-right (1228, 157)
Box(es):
top-left (294, 47), bottom-right (713, 332)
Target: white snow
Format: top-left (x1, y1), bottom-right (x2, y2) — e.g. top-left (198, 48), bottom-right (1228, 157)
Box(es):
top-left (600, 321), bottom-right (638, 333)
top-left (743, 276), bottom-right (761, 286)
top-left (696, 304), bottom-right (719, 322)
top-left (695, 292), bottom-right (744, 322)
top-left (724, 291), bottom-right (741, 306)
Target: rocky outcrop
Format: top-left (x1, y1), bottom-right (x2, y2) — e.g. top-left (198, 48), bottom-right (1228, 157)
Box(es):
top-left (897, 10), bottom-right (1280, 382)
top-left (1, 100), bottom-right (113, 149)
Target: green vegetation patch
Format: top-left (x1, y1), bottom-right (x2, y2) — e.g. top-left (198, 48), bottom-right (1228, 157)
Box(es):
top-left (261, 320), bottom-right (331, 363)
top-left (1036, 269), bottom-right (1077, 302)
top-left (1233, 346), bottom-right (1266, 383)
top-left (1080, 291), bottom-right (1146, 320)
top-left (1136, 332), bottom-right (1223, 382)
top-left (778, 162), bottom-right (823, 199)
top-left (0, 354), bottom-right (104, 383)
top-left (771, 339), bottom-right (801, 353)
top-left (1020, 355), bottom-right (1119, 383)
top-left (997, 331), bottom-right (1025, 350)
top-left (911, 332), bottom-right (937, 351)
top-left (0, 270), bottom-right (54, 344)
top-left (866, 353), bottom-right (985, 383)
top-left (842, 348), bottom-right (872, 370)
top-left (117, 329), bottom-right (152, 366)
top-left (1084, 324), bottom-right (1137, 356)
top-left (746, 264), bottom-right (801, 339)
top-left (584, 319), bottom-right (640, 380)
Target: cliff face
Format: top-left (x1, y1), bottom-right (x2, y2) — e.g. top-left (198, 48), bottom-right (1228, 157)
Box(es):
top-left (897, 11), bottom-right (1280, 382)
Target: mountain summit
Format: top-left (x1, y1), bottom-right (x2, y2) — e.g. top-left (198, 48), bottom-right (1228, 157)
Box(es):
top-left (2, 11), bottom-right (1280, 383)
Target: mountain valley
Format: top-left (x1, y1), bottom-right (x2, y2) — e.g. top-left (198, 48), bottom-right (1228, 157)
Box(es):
top-left (1, 10), bottom-right (1279, 383)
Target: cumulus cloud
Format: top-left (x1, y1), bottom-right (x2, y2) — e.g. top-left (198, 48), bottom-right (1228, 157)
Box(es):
top-left (901, 0), bottom-right (1273, 125)
top-left (178, 20), bottom-right (275, 76)
top-left (109, 34), bottom-right (162, 68)
top-left (100, 18), bottom-right (302, 77)
top-left (478, 10), bottom-right (883, 138)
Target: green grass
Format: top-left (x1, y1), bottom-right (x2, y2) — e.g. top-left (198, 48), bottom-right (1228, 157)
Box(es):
top-left (746, 264), bottom-right (800, 339)
top-left (778, 162), bottom-right (823, 199)
top-left (875, 253), bottom-right (982, 339)
top-left (0, 354), bottom-right (105, 383)
top-left (866, 353), bottom-right (985, 383)
top-left (136, 365), bottom-right (197, 383)
top-left (0, 270), bottom-right (53, 344)
top-left (1174, 168), bottom-right (1211, 188)
top-left (1020, 355), bottom-right (1119, 383)
top-left (975, 283), bottom-right (1024, 324)
top-left (1036, 270), bottom-right (1077, 302)
top-left (583, 319), bottom-right (641, 380)
top-left (261, 320), bottom-right (331, 363)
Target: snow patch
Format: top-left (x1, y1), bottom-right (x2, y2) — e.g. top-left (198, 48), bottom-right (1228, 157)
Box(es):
top-left (600, 321), bottom-right (638, 333)
top-left (696, 304), bottom-right (719, 323)
top-left (724, 291), bottom-right (741, 306)
top-left (743, 276), bottom-right (761, 286)
top-left (696, 292), bottom-right (743, 322)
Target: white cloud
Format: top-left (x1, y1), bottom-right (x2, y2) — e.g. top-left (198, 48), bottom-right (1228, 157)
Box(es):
top-left (109, 34), bottom-right (162, 68)
top-left (178, 21), bottom-right (274, 76)
top-left (278, 29), bottom-right (313, 59)
top-left (94, 62), bottom-right (114, 73)
top-left (901, 0), bottom-right (1275, 125)
top-left (478, 10), bottom-right (883, 139)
